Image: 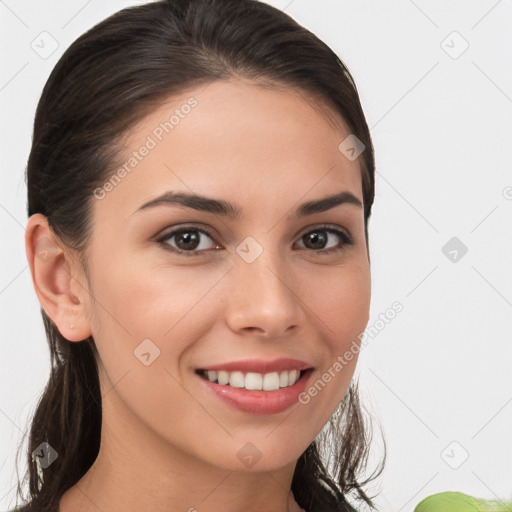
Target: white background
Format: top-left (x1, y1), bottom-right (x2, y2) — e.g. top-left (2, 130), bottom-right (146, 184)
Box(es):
top-left (1, 1), bottom-right (511, 511)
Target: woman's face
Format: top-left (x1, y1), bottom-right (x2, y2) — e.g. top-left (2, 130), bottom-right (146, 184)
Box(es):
top-left (78, 79), bottom-right (370, 472)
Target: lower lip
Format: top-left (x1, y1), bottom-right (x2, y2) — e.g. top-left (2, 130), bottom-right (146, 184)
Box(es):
top-left (197, 370), bottom-right (313, 415)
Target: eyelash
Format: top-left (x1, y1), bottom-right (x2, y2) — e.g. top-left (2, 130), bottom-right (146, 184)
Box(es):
top-left (156, 224), bottom-right (354, 258)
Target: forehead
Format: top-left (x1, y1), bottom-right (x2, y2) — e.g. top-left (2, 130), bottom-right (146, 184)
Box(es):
top-left (94, 79), bottom-right (363, 223)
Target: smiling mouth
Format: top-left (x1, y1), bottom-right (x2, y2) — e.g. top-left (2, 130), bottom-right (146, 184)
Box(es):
top-left (195, 368), bottom-right (310, 391)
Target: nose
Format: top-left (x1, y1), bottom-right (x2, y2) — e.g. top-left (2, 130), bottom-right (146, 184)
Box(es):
top-left (225, 246), bottom-right (304, 339)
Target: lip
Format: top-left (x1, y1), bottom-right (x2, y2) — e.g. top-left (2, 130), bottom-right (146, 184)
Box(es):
top-left (196, 368), bottom-right (314, 415)
top-left (197, 358), bottom-right (313, 373)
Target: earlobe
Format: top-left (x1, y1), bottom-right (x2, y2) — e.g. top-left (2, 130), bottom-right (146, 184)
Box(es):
top-left (25, 214), bottom-right (92, 342)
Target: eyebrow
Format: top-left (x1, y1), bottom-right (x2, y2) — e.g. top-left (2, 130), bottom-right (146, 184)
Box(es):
top-left (134, 190), bottom-right (362, 219)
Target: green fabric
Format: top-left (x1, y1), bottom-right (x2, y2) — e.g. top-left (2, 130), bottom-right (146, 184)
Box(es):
top-left (414, 491), bottom-right (512, 512)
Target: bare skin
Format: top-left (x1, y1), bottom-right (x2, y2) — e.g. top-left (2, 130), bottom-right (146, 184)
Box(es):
top-left (25, 78), bottom-right (370, 512)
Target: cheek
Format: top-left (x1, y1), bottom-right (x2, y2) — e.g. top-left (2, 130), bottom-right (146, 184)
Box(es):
top-left (85, 256), bottom-right (216, 430)
top-left (301, 260), bottom-right (371, 350)
top-left (87, 253), bottom-right (222, 374)
top-left (289, 262), bottom-right (370, 436)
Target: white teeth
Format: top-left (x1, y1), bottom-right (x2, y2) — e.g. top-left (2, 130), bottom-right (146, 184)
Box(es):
top-left (201, 369), bottom-right (304, 390)
top-left (218, 370), bottom-right (229, 385)
top-left (262, 372), bottom-right (280, 391)
top-left (245, 372), bottom-right (263, 390)
top-left (229, 371), bottom-right (245, 388)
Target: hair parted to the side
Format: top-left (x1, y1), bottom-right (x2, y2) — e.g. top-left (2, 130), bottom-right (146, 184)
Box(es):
top-left (15, 1), bottom-right (385, 511)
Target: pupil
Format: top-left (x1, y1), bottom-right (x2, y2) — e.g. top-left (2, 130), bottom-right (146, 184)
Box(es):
top-left (177, 231), bottom-right (199, 250)
top-left (306, 231), bottom-right (326, 249)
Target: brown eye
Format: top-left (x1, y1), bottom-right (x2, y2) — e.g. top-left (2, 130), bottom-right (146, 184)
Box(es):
top-left (158, 227), bottom-right (220, 257)
top-left (173, 230), bottom-right (201, 251)
top-left (296, 226), bottom-right (353, 253)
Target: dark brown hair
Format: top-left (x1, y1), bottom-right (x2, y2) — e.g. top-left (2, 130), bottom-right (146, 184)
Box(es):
top-left (14, 1), bottom-right (385, 510)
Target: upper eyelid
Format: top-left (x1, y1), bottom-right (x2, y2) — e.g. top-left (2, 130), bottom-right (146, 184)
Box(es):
top-left (156, 225), bottom-right (217, 242)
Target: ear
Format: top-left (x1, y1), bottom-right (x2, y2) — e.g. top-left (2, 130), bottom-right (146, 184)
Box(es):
top-left (25, 213), bottom-right (92, 342)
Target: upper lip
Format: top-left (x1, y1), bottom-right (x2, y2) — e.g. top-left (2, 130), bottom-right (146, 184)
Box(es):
top-left (197, 358), bottom-right (313, 374)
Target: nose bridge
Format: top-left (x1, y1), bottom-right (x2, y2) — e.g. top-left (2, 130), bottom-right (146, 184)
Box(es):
top-left (226, 236), bottom-right (302, 335)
